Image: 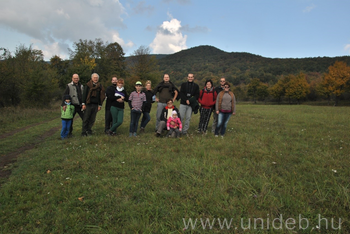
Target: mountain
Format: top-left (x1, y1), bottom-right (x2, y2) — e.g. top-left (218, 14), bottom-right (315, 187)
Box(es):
top-left (156, 45), bottom-right (350, 86)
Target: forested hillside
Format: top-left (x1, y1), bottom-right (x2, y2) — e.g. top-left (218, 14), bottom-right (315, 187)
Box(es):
top-left (157, 45), bottom-right (350, 87)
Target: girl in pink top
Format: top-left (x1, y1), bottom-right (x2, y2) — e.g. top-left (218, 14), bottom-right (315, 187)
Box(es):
top-left (166, 110), bottom-right (182, 138)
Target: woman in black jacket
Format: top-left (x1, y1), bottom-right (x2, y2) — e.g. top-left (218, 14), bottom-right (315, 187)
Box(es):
top-left (106, 79), bottom-right (128, 135)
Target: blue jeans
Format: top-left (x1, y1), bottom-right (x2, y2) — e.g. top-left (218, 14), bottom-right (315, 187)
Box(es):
top-left (140, 112), bottom-right (150, 129)
top-left (61, 119), bottom-right (72, 139)
top-left (215, 112), bottom-right (231, 136)
top-left (129, 109), bottom-right (142, 133)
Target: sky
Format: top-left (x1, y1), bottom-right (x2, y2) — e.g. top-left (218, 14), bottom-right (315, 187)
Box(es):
top-left (1, 0), bottom-right (350, 60)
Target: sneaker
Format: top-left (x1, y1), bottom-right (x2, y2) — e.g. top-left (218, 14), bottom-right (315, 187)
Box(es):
top-left (133, 132), bottom-right (137, 137)
top-left (215, 135), bottom-right (218, 137)
top-left (221, 135), bottom-right (224, 139)
top-left (129, 132), bottom-right (133, 137)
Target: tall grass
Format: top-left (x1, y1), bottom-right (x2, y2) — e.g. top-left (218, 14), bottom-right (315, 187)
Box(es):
top-left (0, 104), bottom-right (349, 233)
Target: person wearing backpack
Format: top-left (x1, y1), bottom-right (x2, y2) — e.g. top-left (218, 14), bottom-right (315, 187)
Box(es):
top-left (198, 80), bottom-right (217, 134)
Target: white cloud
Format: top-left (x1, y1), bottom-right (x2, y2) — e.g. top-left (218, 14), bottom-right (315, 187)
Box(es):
top-left (0, 0), bottom-right (134, 59)
top-left (303, 4), bottom-right (316, 13)
top-left (345, 44), bottom-right (350, 53)
top-left (150, 18), bottom-right (187, 54)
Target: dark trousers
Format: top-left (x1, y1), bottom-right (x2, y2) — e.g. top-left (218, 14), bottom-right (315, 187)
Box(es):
top-left (129, 110), bottom-right (142, 133)
top-left (140, 112), bottom-right (150, 129)
top-left (167, 128), bottom-right (181, 138)
top-left (198, 107), bottom-right (213, 133)
top-left (69, 104), bottom-right (84, 134)
top-left (105, 107), bottom-right (112, 132)
top-left (82, 104), bottom-right (98, 134)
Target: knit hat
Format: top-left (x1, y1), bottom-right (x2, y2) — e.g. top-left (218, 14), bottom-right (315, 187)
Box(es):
top-left (172, 110), bottom-right (177, 115)
top-left (63, 95), bottom-right (72, 101)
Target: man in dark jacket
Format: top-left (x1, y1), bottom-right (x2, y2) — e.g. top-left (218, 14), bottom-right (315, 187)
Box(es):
top-left (81, 73), bottom-right (105, 136)
top-left (179, 73), bottom-right (200, 135)
top-left (104, 76), bottom-right (118, 134)
top-left (152, 74), bottom-right (179, 131)
top-left (62, 73), bottom-right (84, 135)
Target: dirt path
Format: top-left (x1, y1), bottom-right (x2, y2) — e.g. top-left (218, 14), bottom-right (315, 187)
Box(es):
top-left (0, 125), bottom-right (61, 184)
top-left (0, 117), bottom-right (58, 140)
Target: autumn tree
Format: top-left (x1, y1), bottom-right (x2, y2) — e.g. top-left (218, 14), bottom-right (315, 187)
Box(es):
top-left (68, 39), bottom-right (126, 85)
top-left (269, 77), bottom-right (287, 103)
top-left (284, 73), bottom-right (310, 104)
top-left (322, 61), bottom-right (350, 106)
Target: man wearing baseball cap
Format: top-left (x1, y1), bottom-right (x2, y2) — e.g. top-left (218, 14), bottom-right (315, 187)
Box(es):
top-left (128, 81), bottom-right (146, 137)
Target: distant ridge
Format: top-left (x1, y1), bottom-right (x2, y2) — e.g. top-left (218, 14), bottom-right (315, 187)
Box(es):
top-left (154, 45), bottom-right (350, 85)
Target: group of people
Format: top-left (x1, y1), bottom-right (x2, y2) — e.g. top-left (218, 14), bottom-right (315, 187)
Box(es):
top-left (60, 73), bottom-right (236, 140)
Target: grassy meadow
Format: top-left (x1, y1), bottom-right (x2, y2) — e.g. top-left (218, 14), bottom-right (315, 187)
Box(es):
top-left (0, 103), bottom-right (349, 233)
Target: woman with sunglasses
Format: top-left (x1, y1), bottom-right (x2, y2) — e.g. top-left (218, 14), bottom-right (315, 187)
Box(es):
top-left (214, 82), bottom-right (236, 137)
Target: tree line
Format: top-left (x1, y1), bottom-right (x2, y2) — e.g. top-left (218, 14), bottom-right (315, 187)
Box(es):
top-left (1, 41), bottom-right (349, 107)
top-left (0, 39), bottom-right (160, 107)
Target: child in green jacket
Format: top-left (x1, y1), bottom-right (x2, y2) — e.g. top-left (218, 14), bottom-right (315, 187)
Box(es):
top-left (61, 95), bottom-right (75, 139)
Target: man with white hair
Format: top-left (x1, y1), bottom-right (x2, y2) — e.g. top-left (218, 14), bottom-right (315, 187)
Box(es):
top-left (81, 73), bottom-right (105, 136)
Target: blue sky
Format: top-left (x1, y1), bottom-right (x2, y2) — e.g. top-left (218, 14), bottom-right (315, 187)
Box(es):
top-left (1, 0), bottom-right (349, 60)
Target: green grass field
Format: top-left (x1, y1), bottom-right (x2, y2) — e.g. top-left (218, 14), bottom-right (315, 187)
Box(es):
top-left (0, 103), bottom-right (349, 233)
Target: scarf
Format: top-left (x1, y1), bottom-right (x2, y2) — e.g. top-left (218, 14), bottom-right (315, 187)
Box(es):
top-left (205, 87), bottom-right (213, 92)
top-left (86, 80), bottom-right (104, 104)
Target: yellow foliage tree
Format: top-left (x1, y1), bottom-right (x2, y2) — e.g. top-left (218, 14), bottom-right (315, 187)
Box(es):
top-left (285, 73), bottom-right (310, 104)
top-left (322, 61), bottom-right (350, 105)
